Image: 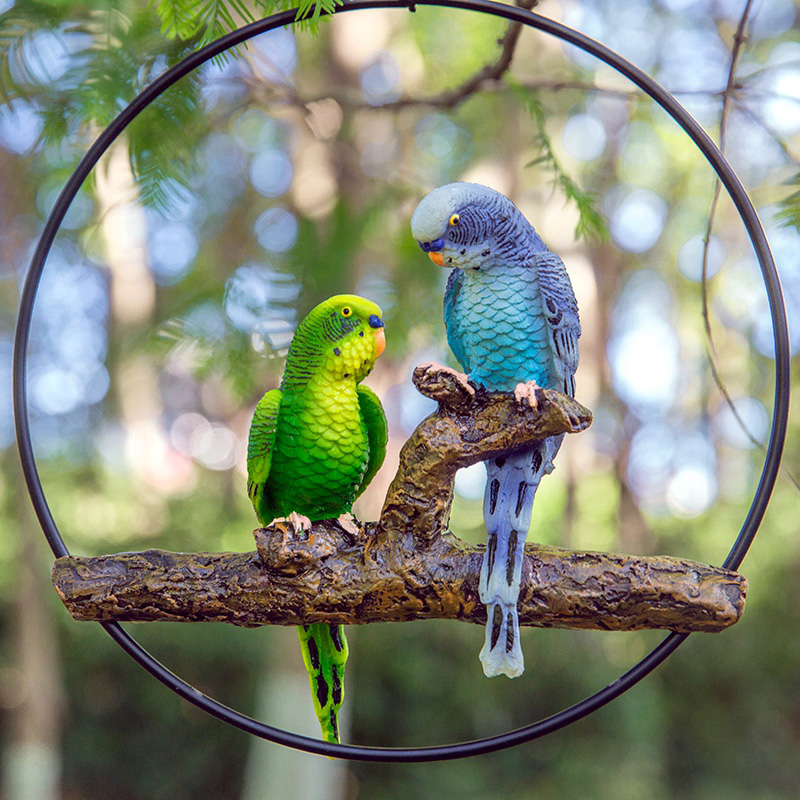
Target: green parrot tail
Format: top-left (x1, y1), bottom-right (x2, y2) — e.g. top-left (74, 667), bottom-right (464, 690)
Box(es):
top-left (297, 622), bottom-right (349, 743)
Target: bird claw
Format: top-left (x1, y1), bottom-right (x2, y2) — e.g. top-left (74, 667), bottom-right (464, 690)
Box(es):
top-left (284, 511), bottom-right (312, 534)
top-left (335, 513), bottom-right (361, 538)
top-left (513, 381), bottom-right (539, 411)
top-left (413, 361), bottom-right (476, 408)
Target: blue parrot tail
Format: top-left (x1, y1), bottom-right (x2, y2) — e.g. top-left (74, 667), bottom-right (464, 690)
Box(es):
top-left (480, 602), bottom-right (524, 678)
top-left (478, 438), bottom-right (562, 678)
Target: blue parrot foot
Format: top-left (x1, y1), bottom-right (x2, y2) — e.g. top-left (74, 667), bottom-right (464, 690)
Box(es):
top-left (412, 361), bottom-right (476, 409)
top-left (513, 381), bottom-right (540, 411)
top-left (479, 602), bottom-right (524, 678)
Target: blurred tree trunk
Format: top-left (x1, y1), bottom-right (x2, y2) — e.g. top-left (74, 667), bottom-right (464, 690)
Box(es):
top-left (95, 139), bottom-right (168, 527)
top-left (2, 456), bottom-right (64, 800)
top-left (0, 148), bottom-right (64, 800)
top-left (592, 239), bottom-right (652, 553)
top-left (240, 630), bottom-right (349, 800)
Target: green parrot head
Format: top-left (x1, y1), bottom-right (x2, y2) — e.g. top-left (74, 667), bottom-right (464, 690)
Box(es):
top-left (281, 294), bottom-right (386, 389)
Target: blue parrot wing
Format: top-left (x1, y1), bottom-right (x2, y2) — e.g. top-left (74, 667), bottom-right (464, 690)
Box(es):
top-left (534, 251), bottom-right (581, 397)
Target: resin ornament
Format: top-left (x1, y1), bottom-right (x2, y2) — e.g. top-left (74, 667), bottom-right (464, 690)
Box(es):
top-left (413, 183), bottom-right (580, 678)
top-left (247, 294), bottom-right (388, 742)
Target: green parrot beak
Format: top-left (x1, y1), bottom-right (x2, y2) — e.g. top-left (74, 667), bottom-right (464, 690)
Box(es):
top-left (368, 313), bottom-right (385, 358)
top-left (374, 326), bottom-right (386, 358)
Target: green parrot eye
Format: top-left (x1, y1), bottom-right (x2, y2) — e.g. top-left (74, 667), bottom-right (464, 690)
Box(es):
top-left (341, 307), bottom-right (352, 317)
top-left (449, 214), bottom-right (460, 226)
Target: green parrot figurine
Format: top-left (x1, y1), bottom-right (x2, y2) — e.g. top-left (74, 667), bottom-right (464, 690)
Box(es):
top-left (246, 294), bottom-right (388, 743)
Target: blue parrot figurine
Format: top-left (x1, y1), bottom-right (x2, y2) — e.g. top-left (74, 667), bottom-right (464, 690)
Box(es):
top-left (411, 182), bottom-right (581, 678)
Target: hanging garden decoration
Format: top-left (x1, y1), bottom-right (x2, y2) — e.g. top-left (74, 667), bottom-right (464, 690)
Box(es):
top-left (13, 0), bottom-right (790, 763)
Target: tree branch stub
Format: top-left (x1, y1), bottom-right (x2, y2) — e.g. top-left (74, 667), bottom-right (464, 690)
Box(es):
top-left (378, 362), bottom-right (592, 545)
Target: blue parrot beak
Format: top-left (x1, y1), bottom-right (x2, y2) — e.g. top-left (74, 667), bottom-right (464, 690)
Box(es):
top-left (418, 238), bottom-right (444, 253)
top-left (418, 238), bottom-right (447, 267)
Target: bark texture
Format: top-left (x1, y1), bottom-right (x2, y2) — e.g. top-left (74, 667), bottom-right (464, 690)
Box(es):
top-left (52, 535), bottom-right (745, 632)
top-left (51, 363), bottom-right (747, 633)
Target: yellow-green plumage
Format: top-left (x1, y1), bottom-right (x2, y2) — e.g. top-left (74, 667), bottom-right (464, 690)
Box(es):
top-left (247, 294), bottom-right (388, 743)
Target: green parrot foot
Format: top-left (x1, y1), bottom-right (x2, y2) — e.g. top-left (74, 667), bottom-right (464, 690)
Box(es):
top-left (277, 511), bottom-right (312, 534)
top-left (254, 517), bottom-right (341, 576)
top-left (513, 380), bottom-right (541, 411)
top-left (334, 513), bottom-right (360, 538)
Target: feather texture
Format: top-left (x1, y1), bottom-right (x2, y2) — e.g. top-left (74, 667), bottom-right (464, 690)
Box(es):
top-left (246, 294), bottom-right (387, 740)
top-left (413, 183), bottom-right (580, 678)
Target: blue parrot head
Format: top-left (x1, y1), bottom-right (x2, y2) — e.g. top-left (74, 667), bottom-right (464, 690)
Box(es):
top-left (410, 182), bottom-right (546, 271)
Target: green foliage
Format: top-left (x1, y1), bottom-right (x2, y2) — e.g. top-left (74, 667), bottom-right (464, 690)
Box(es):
top-left (151, 0), bottom-right (342, 44)
top-left (0, 0), bottom-right (339, 208)
top-left (1, 1), bottom-right (205, 210)
top-left (292, 0), bottom-right (343, 29)
top-left (509, 78), bottom-right (609, 242)
top-left (129, 75), bottom-right (205, 210)
top-left (0, 1), bottom-right (68, 100)
top-left (153, 0), bottom-right (256, 43)
top-left (776, 171), bottom-right (800, 233)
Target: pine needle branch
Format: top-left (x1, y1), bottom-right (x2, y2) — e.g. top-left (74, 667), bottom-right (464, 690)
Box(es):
top-left (510, 77), bottom-right (609, 242)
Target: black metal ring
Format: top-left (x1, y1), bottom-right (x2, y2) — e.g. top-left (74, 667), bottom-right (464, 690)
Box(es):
top-left (12, 0), bottom-right (791, 762)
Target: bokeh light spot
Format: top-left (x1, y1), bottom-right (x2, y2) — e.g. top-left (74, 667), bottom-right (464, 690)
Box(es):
top-left (562, 113), bottom-right (607, 162)
top-left (254, 208), bottom-right (298, 253)
top-left (250, 148), bottom-right (293, 198)
top-left (678, 234), bottom-right (725, 281)
top-left (609, 188), bottom-right (667, 253)
top-left (148, 220), bottom-right (199, 286)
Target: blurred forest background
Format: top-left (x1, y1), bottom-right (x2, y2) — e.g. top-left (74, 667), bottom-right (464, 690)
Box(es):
top-left (1, 0), bottom-right (799, 797)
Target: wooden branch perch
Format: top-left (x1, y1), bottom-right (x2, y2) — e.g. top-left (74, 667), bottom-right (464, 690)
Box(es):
top-left (52, 363), bottom-right (747, 634)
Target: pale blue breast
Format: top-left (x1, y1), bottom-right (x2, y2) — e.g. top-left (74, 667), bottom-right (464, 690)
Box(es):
top-left (451, 266), bottom-right (553, 391)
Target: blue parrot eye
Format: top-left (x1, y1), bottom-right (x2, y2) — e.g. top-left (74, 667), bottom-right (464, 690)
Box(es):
top-left (449, 214), bottom-right (460, 226)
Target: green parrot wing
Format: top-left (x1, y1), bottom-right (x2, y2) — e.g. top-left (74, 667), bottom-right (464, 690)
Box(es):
top-left (355, 385), bottom-right (388, 499)
top-left (246, 388), bottom-right (282, 512)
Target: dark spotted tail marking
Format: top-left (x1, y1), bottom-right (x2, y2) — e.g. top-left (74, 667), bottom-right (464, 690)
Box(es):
top-left (297, 623), bottom-right (349, 744)
top-left (330, 624), bottom-right (345, 652)
top-left (486, 533), bottom-right (498, 579)
top-left (506, 530), bottom-right (518, 586)
top-left (505, 612), bottom-right (515, 653)
top-left (490, 604), bottom-right (504, 650)
top-left (315, 674), bottom-right (329, 709)
top-left (306, 636), bottom-right (320, 670)
top-left (515, 481), bottom-right (528, 518)
top-left (331, 665), bottom-right (342, 706)
top-left (489, 478), bottom-right (500, 514)
top-left (329, 710), bottom-right (339, 741)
